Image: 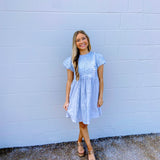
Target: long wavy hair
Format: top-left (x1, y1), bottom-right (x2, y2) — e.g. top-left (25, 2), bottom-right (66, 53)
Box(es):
top-left (72, 30), bottom-right (91, 81)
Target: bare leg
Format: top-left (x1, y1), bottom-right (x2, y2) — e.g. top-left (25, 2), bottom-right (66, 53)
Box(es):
top-left (78, 129), bottom-right (83, 142)
top-left (79, 122), bottom-right (95, 160)
top-left (77, 129), bottom-right (84, 154)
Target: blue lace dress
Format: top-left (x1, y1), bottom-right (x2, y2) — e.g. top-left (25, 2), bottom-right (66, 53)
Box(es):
top-left (63, 51), bottom-right (106, 124)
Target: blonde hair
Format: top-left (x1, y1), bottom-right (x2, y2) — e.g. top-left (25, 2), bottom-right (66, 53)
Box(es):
top-left (72, 30), bottom-right (91, 81)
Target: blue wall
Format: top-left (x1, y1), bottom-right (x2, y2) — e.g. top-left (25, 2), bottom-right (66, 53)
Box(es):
top-left (1, 0), bottom-right (160, 148)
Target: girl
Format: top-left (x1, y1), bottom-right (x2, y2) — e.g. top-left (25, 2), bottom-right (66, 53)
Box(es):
top-left (63, 30), bottom-right (106, 160)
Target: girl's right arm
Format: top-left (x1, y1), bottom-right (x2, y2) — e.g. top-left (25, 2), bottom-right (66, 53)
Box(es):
top-left (63, 69), bottom-right (74, 111)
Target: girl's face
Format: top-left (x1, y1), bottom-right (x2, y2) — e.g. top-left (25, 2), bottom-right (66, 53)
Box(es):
top-left (76, 33), bottom-right (89, 51)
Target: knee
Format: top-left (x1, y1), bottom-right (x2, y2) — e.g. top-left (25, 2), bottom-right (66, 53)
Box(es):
top-left (79, 122), bottom-right (88, 129)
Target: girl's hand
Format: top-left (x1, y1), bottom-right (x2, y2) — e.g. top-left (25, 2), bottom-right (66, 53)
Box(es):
top-left (63, 101), bottom-right (69, 111)
top-left (97, 97), bottom-right (103, 107)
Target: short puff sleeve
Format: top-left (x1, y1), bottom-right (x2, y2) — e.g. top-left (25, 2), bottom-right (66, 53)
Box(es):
top-left (63, 56), bottom-right (74, 72)
top-left (95, 53), bottom-right (106, 68)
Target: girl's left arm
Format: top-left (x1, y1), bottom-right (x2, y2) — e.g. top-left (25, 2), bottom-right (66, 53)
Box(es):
top-left (97, 65), bottom-right (104, 107)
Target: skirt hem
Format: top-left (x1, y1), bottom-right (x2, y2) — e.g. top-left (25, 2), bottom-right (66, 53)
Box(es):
top-left (65, 112), bottom-right (102, 125)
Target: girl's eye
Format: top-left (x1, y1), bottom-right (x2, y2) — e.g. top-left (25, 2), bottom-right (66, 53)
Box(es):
top-left (76, 37), bottom-right (86, 42)
top-left (76, 39), bottom-right (80, 42)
